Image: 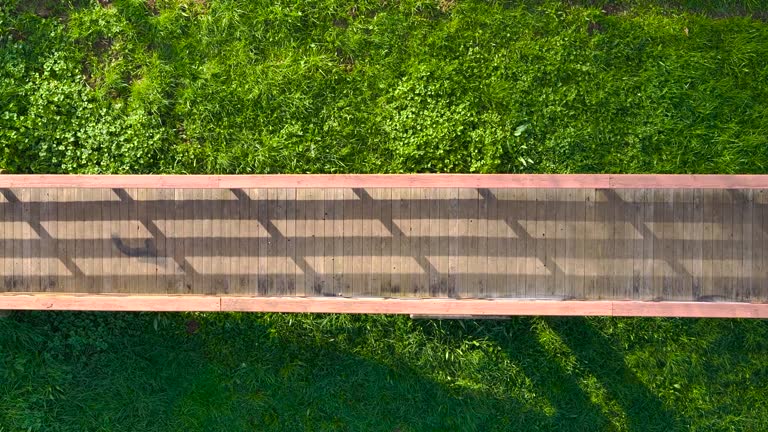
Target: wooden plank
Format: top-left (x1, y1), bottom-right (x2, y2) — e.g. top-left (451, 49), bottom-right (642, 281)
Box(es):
top-left (320, 188), bottom-right (333, 295)
top-left (619, 189), bottom-right (635, 300)
top-left (7, 173), bottom-right (768, 190)
top-left (436, 188), bottom-right (450, 297)
top-left (477, 189), bottom-right (488, 298)
top-left (660, 189), bottom-right (675, 300)
top-left (217, 188), bottom-right (231, 294)
top-left (137, 188), bottom-right (151, 294)
top-left (0, 189), bottom-right (9, 292)
top-left (670, 189), bottom-right (684, 300)
top-left (285, 188), bottom-right (297, 296)
top-left (364, 188), bottom-right (375, 296)
top-left (107, 188), bottom-right (120, 294)
top-left (189, 188), bottom-right (201, 294)
top-left (680, 189), bottom-right (694, 300)
top-left (702, 189), bottom-right (725, 300)
top-left (228, 189), bottom-right (242, 295)
top-left (26, 188), bottom-right (41, 292)
top-left (459, 188), bottom-right (476, 298)
top-left (525, 188), bottom-right (537, 298)
top-left (722, 188), bottom-right (735, 301)
top-left (0, 294), bottom-right (221, 311)
top-left (226, 188), bottom-right (238, 294)
top-left (593, 189), bottom-right (607, 299)
top-left (640, 188), bottom-right (654, 301)
top-left (275, 188), bottom-right (289, 295)
top-left (610, 301), bottom-right (768, 319)
top-left (39, 188), bottom-right (54, 292)
top-left (156, 188), bottom-right (173, 293)
top-left (609, 189), bottom-right (621, 299)
top-left (99, 188), bottom-right (113, 293)
top-left (181, 188), bottom-right (195, 294)
top-left (306, 188), bottom-right (322, 296)
top-left (255, 188), bottom-right (269, 295)
top-left (70, 188), bottom-right (84, 293)
top-left (326, 189), bottom-right (345, 296)
top-left (266, 188), bottom-right (280, 296)
top-left (755, 190), bottom-right (768, 301)
top-left (731, 190), bottom-right (746, 301)
top-left (496, 188), bottom-right (511, 298)
top-left (4, 190), bottom-right (15, 291)
top-left (741, 189), bottom-right (753, 301)
top-left (143, 188), bottom-right (157, 295)
top-left (573, 188), bottom-right (586, 300)
top-left (583, 188), bottom-right (597, 299)
top-left (447, 188), bottom-right (459, 298)
top-left (691, 189), bottom-right (703, 301)
top-left (379, 188), bottom-right (392, 297)
top-left (65, 188), bottom-right (78, 293)
top-left (221, 297), bottom-right (614, 316)
top-left (174, 188), bottom-right (188, 294)
top-left (614, 189), bottom-right (631, 300)
top-left (88, 188), bottom-right (103, 293)
top-left (1, 293), bottom-right (767, 318)
top-left (486, 189), bottom-right (499, 297)
top-left (419, 188), bottom-right (432, 297)
top-left (609, 175), bottom-right (768, 189)
top-left (728, 190), bottom-right (741, 301)
top-left (412, 188), bottom-right (425, 297)
top-left (20, 189), bottom-right (33, 291)
top-left (696, 189), bottom-right (719, 300)
top-left (246, 189), bottom-right (259, 295)
top-left (203, 189), bottom-right (216, 294)
top-left (271, 188), bottom-right (282, 295)
top-left (0, 190), bottom-right (13, 292)
top-left (563, 188), bottom-right (578, 299)
top-left (630, 189), bottom-right (643, 299)
top-left (344, 189), bottom-right (356, 297)
top-left (390, 188), bottom-right (403, 297)
top-left (399, 188), bottom-right (413, 296)
top-left (512, 188), bottom-right (527, 298)
top-left (367, 189), bottom-right (381, 297)
top-left (294, 189), bottom-right (306, 297)
top-left (346, 188), bottom-right (358, 297)
top-left (534, 188), bottom-right (547, 298)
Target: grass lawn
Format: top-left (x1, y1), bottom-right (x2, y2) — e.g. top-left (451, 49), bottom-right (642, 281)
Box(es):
top-left (1, 0), bottom-right (768, 430)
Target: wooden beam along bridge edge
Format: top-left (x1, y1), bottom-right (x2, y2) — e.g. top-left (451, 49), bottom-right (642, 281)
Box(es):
top-left (2, 174), bottom-right (768, 317)
top-left (1, 294), bottom-right (767, 318)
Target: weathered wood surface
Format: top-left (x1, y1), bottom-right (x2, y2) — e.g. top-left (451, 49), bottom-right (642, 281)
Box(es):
top-left (1, 186), bottom-right (767, 303)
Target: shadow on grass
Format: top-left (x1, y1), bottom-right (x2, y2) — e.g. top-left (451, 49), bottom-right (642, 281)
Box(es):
top-left (2, 311), bottom-right (553, 431)
top-left (412, 316), bottom-right (685, 431)
top-left (0, 311), bottom-right (685, 431)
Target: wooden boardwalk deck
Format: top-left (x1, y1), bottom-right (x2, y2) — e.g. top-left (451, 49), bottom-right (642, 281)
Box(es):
top-left (1, 175), bottom-right (767, 317)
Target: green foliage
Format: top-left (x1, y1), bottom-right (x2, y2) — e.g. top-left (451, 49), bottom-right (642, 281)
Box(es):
top-left (2, 0), bottom-right (768, 174)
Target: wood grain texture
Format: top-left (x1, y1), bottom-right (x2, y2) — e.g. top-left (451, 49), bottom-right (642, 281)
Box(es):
top-left (0, 184), bottom-right (765, 304)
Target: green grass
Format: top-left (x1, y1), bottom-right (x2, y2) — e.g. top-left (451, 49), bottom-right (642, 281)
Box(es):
top-left (1, 0), bottom-right (768, 174)
top-left (2, 312), bottom-right (768, 431)
top-left (2, 0), bottom-right (768, 430)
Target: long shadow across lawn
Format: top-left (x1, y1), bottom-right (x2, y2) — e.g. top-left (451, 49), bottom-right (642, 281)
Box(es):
top-left (412, 316), bottom-right (686, 431)
top-left (1, 311), bottom-right (557, 431)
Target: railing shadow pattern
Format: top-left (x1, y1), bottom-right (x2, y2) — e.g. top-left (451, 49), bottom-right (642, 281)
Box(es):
top-left (0, 187), bottom-right (766, 301)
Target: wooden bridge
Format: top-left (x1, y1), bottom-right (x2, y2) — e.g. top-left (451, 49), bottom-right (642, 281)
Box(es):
top-left (1, 174), bottom-right (767, 318)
